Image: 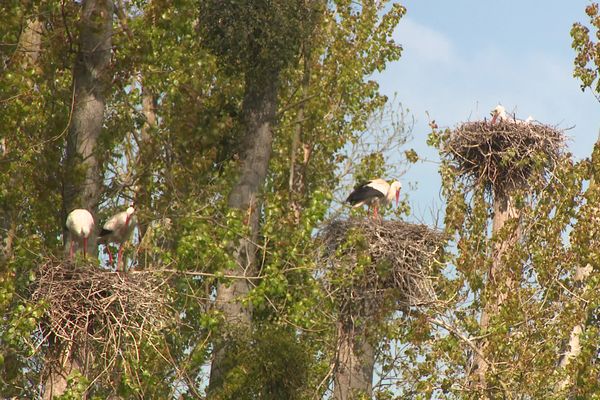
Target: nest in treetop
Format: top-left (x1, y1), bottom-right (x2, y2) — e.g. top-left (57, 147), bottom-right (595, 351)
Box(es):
top-left (321, 219), bottom-right (445, 319)
top-left (32, 258), bottom-right (171, 381)
top-left (444, 120), bottom-right (565, 194)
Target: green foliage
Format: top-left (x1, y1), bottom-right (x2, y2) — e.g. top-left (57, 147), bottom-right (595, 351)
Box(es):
top-left (208, 326), bottom-right (311, 400)
top-left (0, 0), bottom-right (409, 398)
top-left (198, 0), bottom-right (322, 74)
top-left (8, 1), bottom-right (600, 398)
top-left (55, 372), bottom-right (88, 400)
top-left (572, 3), bottom-right (600, 92)
top-left (424, 114), bottom-right (600, 397)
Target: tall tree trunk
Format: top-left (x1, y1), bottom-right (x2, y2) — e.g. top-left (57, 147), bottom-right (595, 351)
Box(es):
top-left (333, 321), bottom-right (375, 400)
top-left (136, 84), bottom-right (157, 241)
top-left (554, 258), bottom-right (593, 393)
top-left (133, 83), bottom-right (158, 270)
top-left (47, 1), bottom-right (113, 398)
top-left (471, 188), bottom-right (520, 395)
top-left (42, 344), bottom-right (83, 400)
top-left (17, 17), bottom-right (43, 66)
top-left (289, 46), bottom-right (311, 224)
top-left (62, 0), bottom-right (113, 258)
top-left (554, 135), bottom-right (600, 392)
top-left (208, 70), bottom-right (280, 389)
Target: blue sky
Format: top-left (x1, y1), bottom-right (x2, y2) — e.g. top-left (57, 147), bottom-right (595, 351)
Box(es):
top-left (377, 1), bottom-right (600, 223)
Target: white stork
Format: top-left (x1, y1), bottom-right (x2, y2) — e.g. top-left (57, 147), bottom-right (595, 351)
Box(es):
top-left (490, 104), bottom-right (508, 124)
top-left (346, 179), bottom-right (401, 218)
top-left (521, 115), bottom-right (534, 124)
top-left (98, 205), bottom-right (137, 269)
top-left (491, 104), bottom-right (533, 125)
top-left (65, 209), bottom-right (94, 259)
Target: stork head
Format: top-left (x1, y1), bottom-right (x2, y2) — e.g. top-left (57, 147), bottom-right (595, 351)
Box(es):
top-left (125, 204), bottom-right (135, 224)
top-left (390, 181), bottom-right (402, 206)
top-left (490, 104), bottom-right (505, 124)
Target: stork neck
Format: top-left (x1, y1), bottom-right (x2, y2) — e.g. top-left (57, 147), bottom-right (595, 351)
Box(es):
top-left (386, 188), bottom-right (395, 204)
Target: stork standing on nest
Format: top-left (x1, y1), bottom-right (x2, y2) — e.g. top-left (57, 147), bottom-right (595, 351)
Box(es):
top-left (98, 205), bottom-right (137, 269)
top-left (65, 209), bottom-right (95, 258)
top-left (490, 104), bottom-right (533, 124)
top-left (490, 104), bottom-right (509, 124)
top-left (346, 179), bottom-right (401, 219)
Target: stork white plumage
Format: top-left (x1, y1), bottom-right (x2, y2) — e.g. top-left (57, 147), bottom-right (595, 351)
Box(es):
top-left (521, 115), bottom-right (534, 124)
top-left (98, 205), bottom-right (137, 269)
top-left (490, 104), bottom-right (533, 124)
top-left (490, 104), bottom-right (508, 124)
top-left (346, 179), bottom-right (401, 218)
top-left (65, 209), bottom-right (95, 258)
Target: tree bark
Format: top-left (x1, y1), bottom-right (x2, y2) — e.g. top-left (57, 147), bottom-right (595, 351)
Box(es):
top-left (471, 189), bottom-right (520, 395)
top-left (553, 264), bottom-right (593, 393)
top-left (136, 84), bottom-right (157, 241)
top-left (553, 137), bottom-right (600, 392)
top-left (42, 344), bottom-right (83, 400)
top-left (289, 46), bottom-right (311, 224)
top-left (333, 321), bottom-right (375, 400)
top-left (62, 0), bottom-right (113, 258)
top-left (48, 1), bottom-right (113, 398)
top-left (17, 17), bottom-right (43, 66)
top-left (208, 70), bottom-right (280, 389)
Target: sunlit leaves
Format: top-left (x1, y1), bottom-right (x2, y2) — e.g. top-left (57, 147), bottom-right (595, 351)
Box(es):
top-left (0, 0), bottom-right (410, 397)
top-left (572, 3), bottom-right (600, 93)
top-left (198, 0), bottom-right (321, 75)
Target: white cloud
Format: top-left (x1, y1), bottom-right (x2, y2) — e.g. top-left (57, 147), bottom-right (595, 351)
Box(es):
top-left (394, 17), bottom-right (457, 65)
top-left (379, 16), bottom-right (600, 220)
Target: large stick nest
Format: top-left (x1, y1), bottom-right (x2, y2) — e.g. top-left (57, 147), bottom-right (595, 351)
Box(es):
top-left (32, 258), bottom-right (171, 380)
top-left (444, 120), bottom-right (565, 193)
top-left (321, 219), bottom-right (445, 319)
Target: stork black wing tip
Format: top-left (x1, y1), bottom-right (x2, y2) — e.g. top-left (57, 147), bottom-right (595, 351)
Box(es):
top-left (353, 180), bottom-right (372, 190)
top-left (99, 228), bottom-right (112, 237)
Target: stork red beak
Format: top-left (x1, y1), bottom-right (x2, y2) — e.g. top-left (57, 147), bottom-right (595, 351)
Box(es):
top-left (491, 114), bottom-right (498, 124)
top-left (395, 189), bottom-right (400, 206)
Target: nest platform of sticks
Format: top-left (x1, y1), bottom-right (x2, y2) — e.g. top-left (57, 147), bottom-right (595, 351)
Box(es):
top-left (321, 219), bottom-right (445, 318)
top-left (33, 257), bottom-right (170, 378)
top-left (444, 120), bottom-right (565, 193)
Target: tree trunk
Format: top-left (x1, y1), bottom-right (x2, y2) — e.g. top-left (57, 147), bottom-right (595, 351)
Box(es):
top-left (42, 344), bottom-right (83, 400)
top-left (333, 321), bottom-right (375, 400)
top-left (554, 137), bottom-right (600, 392)
top-left (553, 264), bottom-right (593, 393)
top-left (289, 46), bottom-right (311, 224)
top-left (17, 17), bottom-right (43, 66)
top-left (208, 70), bottom-right (280, 389)
top-left (62, 0), bottom-right (113, 258)
top-left (136, 84), bottom-right (157, 241)
top-left (133, 83), bottom-right (158, 270)
top-left (471, 189), bottom-right (520, 395)
top-left (48, 1), bottom-right (113, 398)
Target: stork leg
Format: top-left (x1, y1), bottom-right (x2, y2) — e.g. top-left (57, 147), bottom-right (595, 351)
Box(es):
top-left (69, 240), bottom-right (75, 259)
top-left (373, 204), bottom-right (379, 219)
top-left (106, 245), bottom-right (114, 266)
top-left (83, 237), bottom-right (88, 259)
top-left (117, 244), bottom-right (125, 272)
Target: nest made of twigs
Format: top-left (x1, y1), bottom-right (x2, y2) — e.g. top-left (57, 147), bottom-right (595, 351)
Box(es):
top-left (32, 258), bottom-right (171, 379)
top-left (444, 120), bottom-right (565, 193)
top-left (321, 219), bottom-right (445, 319)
